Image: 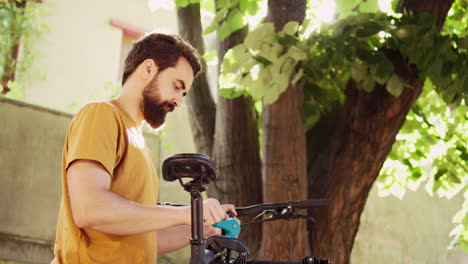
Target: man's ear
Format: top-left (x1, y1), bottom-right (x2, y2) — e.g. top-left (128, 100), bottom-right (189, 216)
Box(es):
top-left (140, 59), bottom-right (159, 79)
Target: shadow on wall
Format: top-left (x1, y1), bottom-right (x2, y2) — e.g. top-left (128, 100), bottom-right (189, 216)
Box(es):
top-left (0, 97), bottom-right (160, 264)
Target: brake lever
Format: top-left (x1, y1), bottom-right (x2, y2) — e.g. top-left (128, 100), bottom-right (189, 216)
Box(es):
top-left (242, 210), bottom-right (316, 225)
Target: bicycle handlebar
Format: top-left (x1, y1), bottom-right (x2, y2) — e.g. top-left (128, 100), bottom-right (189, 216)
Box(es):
top-left (247, 256), bottom-right (330, 264)
top-left (231, 199), bottom-right (330, 217)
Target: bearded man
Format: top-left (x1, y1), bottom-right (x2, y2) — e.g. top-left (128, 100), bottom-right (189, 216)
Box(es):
top-left (51, 33), bottom-right (235, 264)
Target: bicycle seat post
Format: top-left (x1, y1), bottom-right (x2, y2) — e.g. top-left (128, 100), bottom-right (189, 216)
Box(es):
top-left (162, 154), bottom-right (218, 264)
top-left (190, 190), bottom-right (205, 264)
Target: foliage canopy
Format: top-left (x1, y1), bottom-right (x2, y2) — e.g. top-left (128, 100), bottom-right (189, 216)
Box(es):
top-left (176, 0), bottom-right (468, 252)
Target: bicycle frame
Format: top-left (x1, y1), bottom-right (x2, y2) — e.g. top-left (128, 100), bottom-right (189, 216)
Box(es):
top-left (162, 153), bottom-right (330, 264)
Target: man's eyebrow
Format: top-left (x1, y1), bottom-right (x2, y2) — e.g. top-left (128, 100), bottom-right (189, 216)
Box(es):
top-left (176, 79), bottom-right (186, 90)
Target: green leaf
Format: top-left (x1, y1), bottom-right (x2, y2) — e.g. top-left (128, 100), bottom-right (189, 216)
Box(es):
top-left (226, 8), bottom-right (245, 33)
top-left (219, 72), bottom-right (241, 89)
top-left (410, 170), bottom-right (423, 181)
top-left (356, 48), bottom-right (379, 64)
top-left (351, 63), bottom-right (367, 82)
top-left (239, 59), bottom-right (256, 74)
top-left (386, 74), bottom-right (404, 97)
top-left (448, 173), bottom-right (462, 184)
top-left (280, 21), bottom-right (299, 36)
top-left (278, 35), bottom-right (299, 46)
top-left (356, 22), bottom-right (382, 38)
top-left (204, 7), bottom-right (228, 34)
top-left (415, 150), bottom-right (428, 159)
top-left (374, 58), bottom-right (394, 84)
top-left (434, 168), bottom-right (448, 181)
top-left (217, 8), bottom-right (246, 40)
top-left (432, 180), bottom-right (441, 193)
top-left (221, 44), bottom-right (250, 73)
top-left (218, 88), bottom-right (244, 99)
top-left (361, 76), bottom-right (375, 92)
top-left (456, 145), bottom-right (468, 161)
top-left (250, 76), bottom-right (267, 100)
top-left (428, 58), bottom-right (443, 76)
top-left (286, 46), bottom-right (306, 61)
top-left (245, 1), bottom-right (260, 15)
top-left (417, 12), bottom-right (436, 26)
top-left (292, 68), bottom-right (304, 85)
top-left (218, 21), bottom-right (232, 40)
top-left (402, 158), bottom-right (414, 169)
top-left (253, 55), bottom-right (273, 67)
top-left (201, 0), bottom-right (215, 13)
top-left (244, 23), bottom-right (276, 49)
top-left (175, 0), bottom-right (190, 8)
top-left (237, 74), bottom-right (254, 90)
top-left (188, 0), bottom-right (200, 3)
top-left (216, 0), bottom-right (236, 9)
top-left (239, 0), bottom-right (249, 12)
top-left (303, 103), bottom-right (321, 130)
top-left (202, 50), bottom-right (218, 64)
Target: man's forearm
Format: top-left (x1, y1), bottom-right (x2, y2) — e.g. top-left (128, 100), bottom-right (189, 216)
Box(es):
top-left (75, 190), bottom-right (189, 235)
top-left (157, 225), bottom-right (222, 255)
top-left (157, 225), bottom-right (191, 255)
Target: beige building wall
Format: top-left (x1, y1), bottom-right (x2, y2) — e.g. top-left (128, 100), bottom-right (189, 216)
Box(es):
top-left (0, 97), bottom-right (161, 263)
top-left (351, 185), bottom-right (468, 264)
top-left (20, 0), bottom-right (178, 111)
top-left (12, 1), bottom-right (196, 262)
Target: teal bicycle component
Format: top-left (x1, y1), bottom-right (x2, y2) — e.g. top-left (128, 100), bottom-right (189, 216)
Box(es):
top-left (213, 218), bottom-right (241, 238)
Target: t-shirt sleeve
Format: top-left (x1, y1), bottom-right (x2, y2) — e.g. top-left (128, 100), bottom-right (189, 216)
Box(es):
top-left (65, 103), bottom-right (122, 176)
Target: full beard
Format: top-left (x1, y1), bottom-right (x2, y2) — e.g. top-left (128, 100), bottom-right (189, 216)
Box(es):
top-left (141, 78), bottom-right (174, 129)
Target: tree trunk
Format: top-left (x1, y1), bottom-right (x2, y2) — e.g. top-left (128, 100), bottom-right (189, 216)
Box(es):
top-left (209, 2), bottom-right (264, 255)
top-left (307, 1), bottom-right (454, 263)
top-left (262, 0), bottom-right (308, 261)
top-left (177, 4), bottom-right (216, 157)
top-left (397, 0), bottom-right (453, 28)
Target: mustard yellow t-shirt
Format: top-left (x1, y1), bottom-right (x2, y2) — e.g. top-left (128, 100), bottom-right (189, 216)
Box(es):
top-left (52, 100), bottom-right (159, 264)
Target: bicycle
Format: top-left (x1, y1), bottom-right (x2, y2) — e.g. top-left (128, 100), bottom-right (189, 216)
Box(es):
top-left (160, 153), bottom-right (331, 264)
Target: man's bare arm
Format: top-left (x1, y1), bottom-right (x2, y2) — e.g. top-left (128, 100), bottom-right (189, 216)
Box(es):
top-left (157, 225), bottom-right (224, 255)
top-left (67, 160), bottom-right (227, 235)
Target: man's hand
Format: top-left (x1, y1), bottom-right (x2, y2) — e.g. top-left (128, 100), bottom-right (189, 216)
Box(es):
top-left (203, 203), bottom-right (240, 237)
top-left (181, 199), bottom-right (237, 225)
top-left (202, 198), bottom-right (231, 225)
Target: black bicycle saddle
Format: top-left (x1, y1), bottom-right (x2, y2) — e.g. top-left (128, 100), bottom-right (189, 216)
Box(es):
top-left (162, 153), bottom-right (217, 185)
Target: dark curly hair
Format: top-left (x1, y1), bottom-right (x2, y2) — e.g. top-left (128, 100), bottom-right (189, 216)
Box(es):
top-left (122, 33), bottom-right (202, 85)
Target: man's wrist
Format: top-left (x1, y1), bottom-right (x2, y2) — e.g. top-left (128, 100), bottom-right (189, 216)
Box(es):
top-left (180, 206), bottom-right (191, 225)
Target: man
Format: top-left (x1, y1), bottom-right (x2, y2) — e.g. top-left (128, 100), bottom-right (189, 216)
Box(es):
top-left (51, 33), bottom-right (235, 263)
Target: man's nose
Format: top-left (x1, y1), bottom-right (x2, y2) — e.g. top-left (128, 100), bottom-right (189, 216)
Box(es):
top-left (172, 96), bottom-right (182, 107)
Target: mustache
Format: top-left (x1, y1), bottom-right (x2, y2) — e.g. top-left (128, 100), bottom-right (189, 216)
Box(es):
top-left (164, 103), bottom-right (175, 112)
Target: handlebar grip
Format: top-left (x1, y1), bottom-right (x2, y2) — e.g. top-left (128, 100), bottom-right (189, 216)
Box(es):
top-left (294, 199), bottom-right (331, 208)
top-left (247, 261), bottom-right (301, 264)
top-left (247, 257), bottom-right (330, 264)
